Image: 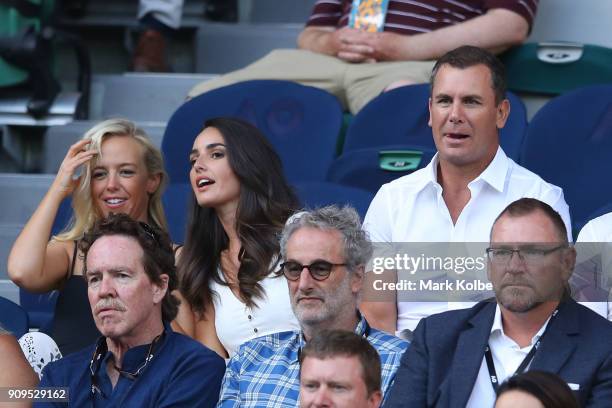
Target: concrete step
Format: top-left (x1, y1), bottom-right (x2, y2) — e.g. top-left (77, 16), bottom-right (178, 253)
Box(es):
top-left (43, 120), bottom-right (166, 173)
top-left (0, 174), bottom-right (55, 225)
top-left (195, 22), bottom-right (302, 73)
top-left (89, 73), bottom-right (216, 121)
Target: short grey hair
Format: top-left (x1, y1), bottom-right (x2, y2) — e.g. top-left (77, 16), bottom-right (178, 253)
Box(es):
top-left (280, 205), bottom-right (373, 272)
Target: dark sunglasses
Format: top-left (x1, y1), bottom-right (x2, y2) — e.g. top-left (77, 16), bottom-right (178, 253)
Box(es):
top-left (280, 260), bottom-right (346, 281)
top-left (138, 221), bottom-right (161, 246)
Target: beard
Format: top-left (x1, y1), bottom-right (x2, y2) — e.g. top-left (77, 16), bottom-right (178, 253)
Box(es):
top-left (496, 284), bottom-right (541, 313)
top-left (291, 274), bottom-right (353, 326)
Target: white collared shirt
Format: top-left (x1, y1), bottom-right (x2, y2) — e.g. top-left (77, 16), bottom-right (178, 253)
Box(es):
top-left (577, 212), bottom-right (612, 242)
top-left (576, 212), bottom-right (612, 320)
top-left (465, 305), bottom-right (552, 408)
top-left (363, 147), bottom-right (572, 332)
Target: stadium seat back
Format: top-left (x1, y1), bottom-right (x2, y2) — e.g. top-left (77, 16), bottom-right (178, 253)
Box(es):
top-left (0, 296), bottom-right (29, 337)
top-left (161, 182), bottom-right (192, 245)
top-left (341, 84), bottom-right (527, 161)
top-left (585, 202), bottom-right (612, 225)
top-left (327, 145), bottom-right (437, 193)
top-left (293, 182), bottom-right (374, 220)
top-left (520, 84), bottom-right (612, 231)
top-left (502, 43), bottom-right (612, 96)
top-left (18, 290), bottom-right (57, 332)
top-left (162, 80), bottom-right (343, 184)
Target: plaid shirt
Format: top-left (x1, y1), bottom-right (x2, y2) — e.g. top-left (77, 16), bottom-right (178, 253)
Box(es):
top-left (217, 314), bottom-right (408, 407)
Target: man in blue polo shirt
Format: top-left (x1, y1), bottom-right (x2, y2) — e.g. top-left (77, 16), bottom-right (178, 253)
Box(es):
top-left (217, 206), bottom-right (407, 407)
top-left (36, 213), bottom-right (225, 407)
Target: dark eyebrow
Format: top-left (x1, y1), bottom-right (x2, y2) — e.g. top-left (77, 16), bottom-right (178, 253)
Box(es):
top-left (190, 143), bottom-right (226, 157)
top-left (434, 93), bottom-right (451, 100)
top-left (205, 143), bottom-right (226, 150)
top-left (328, 380), bottom-right (351, 388)
top-left (462, 94), bottom-right (483, 101)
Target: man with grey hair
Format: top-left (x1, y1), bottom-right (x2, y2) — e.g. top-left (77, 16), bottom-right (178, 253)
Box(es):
top-left (216, 205), bottom-right (407, 407)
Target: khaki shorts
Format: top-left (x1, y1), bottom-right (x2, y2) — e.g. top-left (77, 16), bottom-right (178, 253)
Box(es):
top-left (188, 49), bottom-right (435, 114)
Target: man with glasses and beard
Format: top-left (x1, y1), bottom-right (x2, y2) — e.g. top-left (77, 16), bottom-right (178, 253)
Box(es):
top-left (216, 206), bottom-right (407, 407)
top-left (384, 198), bottom-right (612, 408)
top-left (35, 213), bottom-right (225, 407)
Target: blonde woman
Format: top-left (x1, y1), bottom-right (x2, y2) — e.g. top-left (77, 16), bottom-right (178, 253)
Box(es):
top-left (8, 119), bottom-right (168, 355)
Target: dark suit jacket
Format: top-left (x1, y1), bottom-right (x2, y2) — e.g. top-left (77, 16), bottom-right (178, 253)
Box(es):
top-left (384, 299), bottom-right (612, 408)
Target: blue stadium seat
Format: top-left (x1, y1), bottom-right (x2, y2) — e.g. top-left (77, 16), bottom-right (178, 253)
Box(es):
top-left (341, 84), bottom-right (528, 161)
top-left (293, 182), bottom-right (374, 220)
top-left (586, 202), bottom-right (612, 224)
top-left (327, 144), bottom-right (437, 193)
top-left (52, 198), bottom-right (73, 236)
top-left (162, 80), bottom-right (343, 185)
top-left (0, 296), bottom-right (29, 338)
top-left (520, 84), bottom-right (612, 231)
top-left (162, 182), bottom-right (192, 245)
top-left (575, 202), bottom-right (612, 236)
top-left (18, 291), bottom-right (58, 332)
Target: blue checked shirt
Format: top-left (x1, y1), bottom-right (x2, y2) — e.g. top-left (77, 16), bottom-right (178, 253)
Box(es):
top-left (217, 313), bottom-right (409, 407)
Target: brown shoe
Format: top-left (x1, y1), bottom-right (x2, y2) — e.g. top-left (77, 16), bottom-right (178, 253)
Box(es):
top-left (130, 29), bottom-right (170, 72)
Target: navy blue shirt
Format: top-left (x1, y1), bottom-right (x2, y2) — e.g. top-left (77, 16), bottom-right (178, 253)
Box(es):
top-left (35, 324), bottom-right (225, 407)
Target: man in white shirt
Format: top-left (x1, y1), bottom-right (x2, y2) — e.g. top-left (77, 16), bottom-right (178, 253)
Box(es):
top-left (574, 212), bottom-right (612, 320)
top-left (361, 46), bottom-right (571, 334)
top-left (384, 198), bottom-right (612, 408)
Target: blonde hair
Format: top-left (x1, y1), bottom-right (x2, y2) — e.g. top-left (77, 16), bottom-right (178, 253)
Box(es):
top-left (54, 118), bottom-right (168, 242)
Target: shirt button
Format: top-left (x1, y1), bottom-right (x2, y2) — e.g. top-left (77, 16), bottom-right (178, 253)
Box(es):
top-left (248, 315), bottom-right (252, 320)
top-left (254, 328), bottom-right (258, 333)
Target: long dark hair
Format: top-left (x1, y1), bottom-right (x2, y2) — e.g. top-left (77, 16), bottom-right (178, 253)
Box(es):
top-left (178, 117), bottom-right (299, 315)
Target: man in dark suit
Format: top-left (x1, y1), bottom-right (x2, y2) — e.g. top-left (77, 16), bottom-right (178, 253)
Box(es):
top-left (384, 198), bottom-right (612, 408)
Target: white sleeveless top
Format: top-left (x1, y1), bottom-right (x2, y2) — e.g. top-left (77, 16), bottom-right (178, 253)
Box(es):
top-left (210, 269), bottom-right (299, 357)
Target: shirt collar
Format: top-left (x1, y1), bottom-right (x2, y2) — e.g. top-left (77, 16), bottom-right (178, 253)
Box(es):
top-left (424, 147), bottom-right (508, 193)
top-left (97, 322), bottom-right (171, 373)
top-left (468, 147), bottom-right (508, 193)
top-left (293, 311), bottom-right (368, 363)
top-left (490, 305), bottom-right (552, 347)
top-left (423, 152), bottom-right (440, 189)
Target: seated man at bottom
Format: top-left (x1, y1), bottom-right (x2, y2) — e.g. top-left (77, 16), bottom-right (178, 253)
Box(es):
top-left (300, 329), bottom-right (383, 408)
top-left (36, 213), bottom-right (225, 407)
top-left (385, 198), bottom-right (612, 408)
top-left (217, 206), bottom-right (407, 407)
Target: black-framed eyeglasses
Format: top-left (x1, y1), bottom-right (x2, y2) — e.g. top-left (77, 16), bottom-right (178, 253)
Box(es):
top-left (281, 261), bottom-right (346, 281)
top-left (485, 245), bottom-right (568, 264)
